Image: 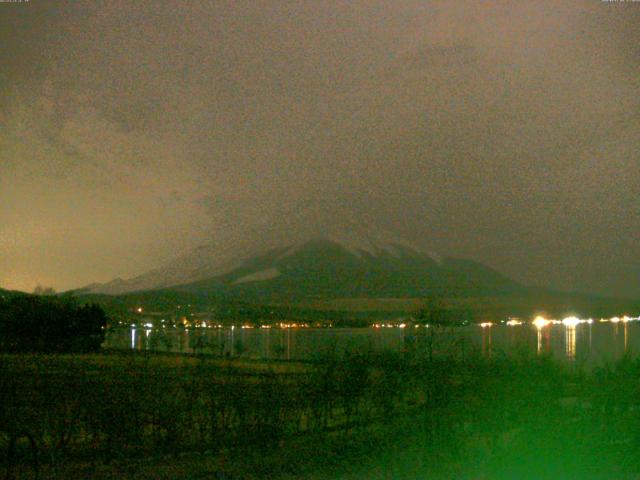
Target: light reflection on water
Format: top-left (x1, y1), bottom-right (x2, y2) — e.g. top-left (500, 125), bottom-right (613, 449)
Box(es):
top-left (565, 326), bottom-right (576, 360)
top-left (105, 322), bottom-right (640, 365)
top-left (481, 327), bottom-right (492, 357)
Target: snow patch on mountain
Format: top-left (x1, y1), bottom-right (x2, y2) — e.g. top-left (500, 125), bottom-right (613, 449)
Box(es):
top-left (233, 268), bottom-right (281, 285)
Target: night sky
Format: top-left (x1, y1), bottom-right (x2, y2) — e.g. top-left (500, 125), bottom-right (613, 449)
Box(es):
top-left (1, 1), bottom-right (638, 298)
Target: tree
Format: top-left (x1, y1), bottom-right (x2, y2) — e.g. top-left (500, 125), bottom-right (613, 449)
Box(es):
top-left (0, 295), bottom-right (107, 353)
top-left (33, 285), bottom-right (56, 296)
top-left (416, 296), bottom-right (454, 362)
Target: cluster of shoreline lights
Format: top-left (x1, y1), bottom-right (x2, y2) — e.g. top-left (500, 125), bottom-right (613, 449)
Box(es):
top-left (130, 305), bottom-right (638, 330)
top-left (372, 315), bottom-right (640, 329)
top-left (479, 315), bottom-right (640, 329)
top-left (130, 320), bottom-right (316, 330)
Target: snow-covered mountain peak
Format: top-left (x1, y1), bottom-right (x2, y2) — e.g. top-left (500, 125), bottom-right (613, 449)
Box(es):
top-left (277, 233), bottom-right (441, 263)
top-left (78, 230), bottom-right (441, 294)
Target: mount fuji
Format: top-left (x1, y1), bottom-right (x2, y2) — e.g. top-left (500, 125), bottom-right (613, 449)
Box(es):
top-left (79, 233), bottom-right (522, 300)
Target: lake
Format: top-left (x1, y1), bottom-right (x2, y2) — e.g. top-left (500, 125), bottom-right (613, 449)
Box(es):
top-left (104, 320), bottom-right (640, 365)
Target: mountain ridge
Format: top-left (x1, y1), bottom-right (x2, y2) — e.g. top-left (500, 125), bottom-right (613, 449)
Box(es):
top-left (77, 235), bottom-right (522, 300)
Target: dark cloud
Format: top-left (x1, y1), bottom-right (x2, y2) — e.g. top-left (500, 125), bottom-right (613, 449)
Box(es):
top-left (1, 1), bottom-right (639, 297)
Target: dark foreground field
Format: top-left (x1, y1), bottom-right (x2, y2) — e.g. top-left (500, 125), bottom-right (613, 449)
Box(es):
top-left (2, 347), bottom-right (640, 479)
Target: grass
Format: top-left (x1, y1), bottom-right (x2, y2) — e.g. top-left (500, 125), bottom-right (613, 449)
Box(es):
top-left (3, 347), bottom-right (640, 479)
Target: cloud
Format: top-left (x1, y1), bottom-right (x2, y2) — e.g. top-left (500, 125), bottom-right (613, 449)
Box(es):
top-left (1, 0), bottom-right (638, 296)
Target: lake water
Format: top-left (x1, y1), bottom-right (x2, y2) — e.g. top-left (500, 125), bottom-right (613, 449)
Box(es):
top-left (104, 321), bottom-right (640, 366)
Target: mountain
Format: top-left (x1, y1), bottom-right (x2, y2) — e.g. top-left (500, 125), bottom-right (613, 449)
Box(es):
top-left (79, 239), bottom-right (271, 295)
top-left (75, 235), bottom-right (640, 321)
top-left (0, 287), bottom-right (28, 300)
top-left (80, 234), bottom-right (523, 300)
